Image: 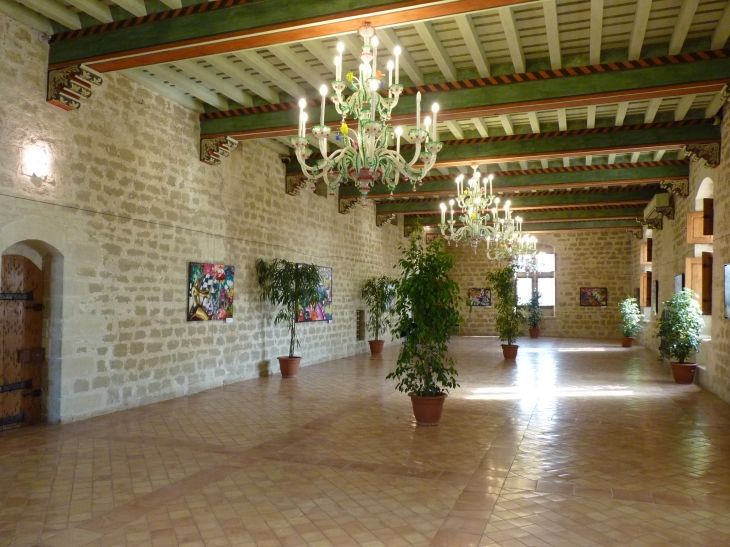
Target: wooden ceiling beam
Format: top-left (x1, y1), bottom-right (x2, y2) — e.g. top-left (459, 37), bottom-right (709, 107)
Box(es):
top-left (405, 208), bottom-right (645, 224)
top-left (668, 0), bottom-right (700, 55)
top-left (17, 0), bottom-right (80, 29)
top-left (414, 21), bottom-right (458, 82)
top-left (705, 88), bottom-right (728, 117)
top-left (234, 50), bottom-right (307, 99)
top-left (108, 0), bottom-right (145, 18)
top-left (454, 14), bottom-right (490, 78)
top-left (65, 0), bottom-right (112, 24)
top-left (270, 45), bottom-right (326, 90)
top-left (376, 28), bottom-right (425, 86)
top-left (711, 2), bottom-right (730, 50)
top-left (205, 56), bottom-right (280, 104)
top-left (472, 117), bottom-right (489, 137)
top-left (628, 0), bottom-right (652, 60)
top-left (643, 98), bottom-right (661, 123)
top-left (175, 60), bottom-right (253, 108)
top-left (589, 0), bottom-right (603, 65)
top-left (122, 68), bottom-right (204, 112)
top-left (499, 6), bottom-right (526, 74)
top-left (444, 120), bottom-right (464, 139)
top-left (543, 0), bottom-right (561, 70)
top-left (145, 65), bottom-right (229, 110)
top-left (0, 0), bottom-right (52, 33)
top-left (674, 94), bottom-right (695, 121)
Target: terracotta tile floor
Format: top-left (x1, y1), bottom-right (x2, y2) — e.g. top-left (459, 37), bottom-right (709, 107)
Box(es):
top-left (3, 337), bottom-right (730, 547)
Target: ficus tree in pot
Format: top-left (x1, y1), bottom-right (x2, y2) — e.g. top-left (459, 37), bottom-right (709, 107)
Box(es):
top-left (254, 258), bottom-right (324, 378)
top-left (361, 275), bottom-right (397, 355)
top-left (386, 228), bottom-right (462, 426)
top-left (656, 288), bottom-right (704, 384)
top-left (618, 296), bottom-right (643, 347)
top-left (486, 262), bottom-right (526, 359)
top-left (525, 290), bottom-right (543, 338)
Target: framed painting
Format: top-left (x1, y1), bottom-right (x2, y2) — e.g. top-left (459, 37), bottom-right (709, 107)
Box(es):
top-left (725, 264), bottom-right (730, 319)
top-left (297, 265), bottom-right (332, 322)
top-left (188, 263), bottom-right (234, 321)
top-left (579, 287), bottom-right (608, 307)
top-left (468, 288), bottom-right (492, 307)
top-left (674, 273), bottom-right (684, 295)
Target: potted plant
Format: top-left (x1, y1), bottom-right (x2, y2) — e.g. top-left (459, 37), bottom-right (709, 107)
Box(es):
top-left (656, 288), bottom-right (703, 384)
top-left (254, 258), bottom-right (324, 378)
top-left (486, 262), bottom-right (525, 359)
top-left (524, 289), bottom-right (542, 338)
top-left (386, 228), bottom-right (462, 426)
top-left (361, 275), bottom-right (397, 355)
top-left (618, 296), bottom-right (643, 347)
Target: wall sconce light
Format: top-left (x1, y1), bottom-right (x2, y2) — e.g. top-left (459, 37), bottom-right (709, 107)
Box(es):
top-left (22, 142), bottom-right (53, 180)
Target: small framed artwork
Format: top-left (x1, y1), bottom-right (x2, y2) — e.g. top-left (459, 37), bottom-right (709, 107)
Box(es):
top-left (674, 273), bottom-right (684, 294)
top-left (188, 263), bottom-right (235, 321)
top-left (725, 264), bottom-right (730, 319)
top-left (652, 279), bottom-right (659, 314)
top-left (580, 287), bottom-right (608, 307)
top-left (297, 265), bottom-right (333, 322)
top-left (468, 288), bottom-right (492, 307)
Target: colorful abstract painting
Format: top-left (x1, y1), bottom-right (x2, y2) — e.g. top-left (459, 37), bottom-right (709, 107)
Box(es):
top-left (579, 287), bottom-right (608, 307)
top-left (468, 288), bottom-right (492, 307)
top-left (187, 263), bottom-right (235, 321)
top-left (297, 265), bottom-right (332, 322)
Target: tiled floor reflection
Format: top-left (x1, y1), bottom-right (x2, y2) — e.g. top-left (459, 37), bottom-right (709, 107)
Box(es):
top-left (3, 337), bottom-right (730, 547)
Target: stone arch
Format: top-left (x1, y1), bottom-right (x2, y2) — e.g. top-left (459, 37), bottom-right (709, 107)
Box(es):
top-left (694, 176), bottom-right (714, 212)
top-left (1, 217), bottom-right (67, 424)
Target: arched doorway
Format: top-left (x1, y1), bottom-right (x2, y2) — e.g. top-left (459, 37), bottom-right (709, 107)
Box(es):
top-left (0, 239), bottom-right (63, 428)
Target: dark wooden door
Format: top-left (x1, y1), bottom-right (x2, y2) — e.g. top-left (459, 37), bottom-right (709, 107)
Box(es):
top-left (1, 255), bottom-right (44, 430)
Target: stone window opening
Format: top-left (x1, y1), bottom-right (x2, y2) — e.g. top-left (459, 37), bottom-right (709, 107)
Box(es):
top-left (516, 244), bottom-right (556, 318)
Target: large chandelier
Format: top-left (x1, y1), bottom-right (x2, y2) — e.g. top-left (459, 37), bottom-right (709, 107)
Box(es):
top-left (291, 23), bottom-right (442, 200)
top-left (438, 165), bottom-right (538, 261)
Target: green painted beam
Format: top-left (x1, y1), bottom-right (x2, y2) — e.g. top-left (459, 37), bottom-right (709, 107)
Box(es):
top-left (200, 55), bottom-right (730, 138)
top-left (403, 207), bottom-right (645, 225)
top-left (338, 163), bottom-right (687, 198)
top-left (375, 188), bottom-right (659, 214)
top-left (518, 220), bottom-right (639, 232)
top-left (432, 123), bottom-right (718, 167)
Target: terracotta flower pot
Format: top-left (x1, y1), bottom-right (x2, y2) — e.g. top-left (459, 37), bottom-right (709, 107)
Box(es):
top-left (277, 356), bottom-right (301, 378)
top-left (409, 393), bottom-right (447, 426)
top-left (502, 344), bottom-right (519, 359)
top-left (670, 362), bottom-right (696, 384)
top-left (529, 328), bottom-right (539, 339)
top-left (621, 337), bottom-right (634, 348)
top-left (368, 340), bottom-right (385, 354)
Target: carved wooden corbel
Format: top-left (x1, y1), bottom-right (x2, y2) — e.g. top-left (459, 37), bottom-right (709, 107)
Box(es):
top-left (200, 137), bottom-right (238, 165)
top-left (659, 179), bottom-right (689, 198)
top-left (625, 228), bottom-right (643, 240)
top-left (338, 198), bottom-right (358, 214)
top-left (376, 213), bottom-right (396, 227)
top-left (637, 217), bottom-right (662, 230)
top-left (47, 65), bottom-right (103, 111)
top-left (683, 143), bottom-right (720, 168)
top-left (285, 174), bottom-right (307, 196)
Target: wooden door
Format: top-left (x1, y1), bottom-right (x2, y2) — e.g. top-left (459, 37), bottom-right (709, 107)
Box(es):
top-left (1, 255), bottom-right (44, 430)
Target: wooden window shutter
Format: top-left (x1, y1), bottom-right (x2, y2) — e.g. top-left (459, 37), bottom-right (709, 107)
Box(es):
top-left (701, 252), bottom-right (712, 315)
top-left (646, 237), bottom-right (653, 262)
top-left (702, 198), bottom-right (714, 236)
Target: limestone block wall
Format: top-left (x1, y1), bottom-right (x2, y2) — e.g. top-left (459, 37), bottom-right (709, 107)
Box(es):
top-left (0, 13), bottom-right (406, 422)
top-left (631, 104), bottom-right (729, 404)
top-left (449, 231), bottom-right (633, 338)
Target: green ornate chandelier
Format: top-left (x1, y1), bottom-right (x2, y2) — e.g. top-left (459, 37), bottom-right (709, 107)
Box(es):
top-left (291, 23), bottom-right (442, 201)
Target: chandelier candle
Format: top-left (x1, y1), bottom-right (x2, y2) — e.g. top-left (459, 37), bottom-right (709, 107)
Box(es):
top-left (291, 23), bottom-right (442, 199)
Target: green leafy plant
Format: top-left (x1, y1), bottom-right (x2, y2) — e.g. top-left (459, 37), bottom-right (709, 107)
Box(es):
top-left (387, 228), bottom-right (462, 396)
top-left (254, 258), bottom-right (324, 358)
top-left (524, 290), bottom-right (543, 329)
top-left (656, 288), bottom-right (703, 364)
top-left (486, 262), bottom-right (525, 345)
top-left (618, 296), bottom-right (643, 338)
top-left (361, 275), bottom-right (397, 341)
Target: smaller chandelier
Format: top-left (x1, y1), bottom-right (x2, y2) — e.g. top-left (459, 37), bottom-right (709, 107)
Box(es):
top-left (438, 165), bottom-right (538, 261)
top-left (291, 23), bottom-right (442, 201)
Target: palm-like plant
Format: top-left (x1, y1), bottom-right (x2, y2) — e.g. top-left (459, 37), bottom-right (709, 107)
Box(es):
top-left (657, 288), bottom-right (703, 363)
top-left (254, 258), bottom-right (324, 358)
top-left (361, 275), bottom-right (397, 341)
top-left (618, 296), bottom-right (643, 338)
top-left (387, 229), bottom-right (462, 396)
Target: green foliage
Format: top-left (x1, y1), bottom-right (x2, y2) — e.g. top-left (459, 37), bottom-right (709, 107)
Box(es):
top-left (254, 258), bottom-right (324, 358)
top-left (618, 296), bottom-right (643, 338)
top-left (361, 275), bottom-right (397, 340)
top-left (524, 290), bottom-right (543, 329)
top-left (486, 263), bottom-right (525, 345)
top-left (656, 288), bottom-right (703, 364)
top-left (386, 229), bottom-right (462, 396)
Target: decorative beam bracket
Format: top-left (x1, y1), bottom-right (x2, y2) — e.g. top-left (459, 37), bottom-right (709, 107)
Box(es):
top-left (683, 143), bottom-right (720, 168)
top-left (376, 213), bottom-right (396, 228)
top-left (637, 217), bottom-right (662, 230)
top-left (200, 137), bottom-right (238, 165)
top-left (659, 179), bottom-right (689, 198)
top-left (47, 64), bottom-right (103, 111)
top-left (338, 199), bottom-right (358, 215)
top-left (625, 228), bottom-right (643, 239)
top-left (285, 173), bottom-right (307, 196)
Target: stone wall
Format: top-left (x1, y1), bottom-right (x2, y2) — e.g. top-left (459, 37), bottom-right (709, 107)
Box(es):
top-left (0, 13), bottom-right (406, 422)
top-left (449, 230), bottom-right (634, 339)
top-left (631, 105), bottom-right (729, 404)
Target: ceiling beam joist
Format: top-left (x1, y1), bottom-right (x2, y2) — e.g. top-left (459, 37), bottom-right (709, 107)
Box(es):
top-left (628, 0), bottom-right (653, 60)
top-left (668, 0), bottom-right (700, 55)
top-left (205, 56), bottom-right (279, 105)
top-left (146, 65), bottom-right (229, 110)
top-left (414, 21), bottom-right (458, 82)
top-left (499, 6), bottom-right (526, 73)
top-left (175, 60), bottom-right (253, 108)
top-left (376, 28), bottom-right (425, 86)
top-left (455, 14), bottom-right (490, 78)
top-left (589, 0), bottom-right (604, 65)
top-left (109, 0), bottom-right (145, 18)
top-left (122, 68), bottom-right (205, 113)
top-left (17, 0), bottom-right (80, 29)
top-left (543, 0), bottom-right (561, 70)
top-left (0, 0), bottom-right (52, 33)
top-left (711, 2), bottom-right (730, 50)
top-left (270, 45), bottom-right (326, 90)
top-left (234, 50), bottom-right (307, 100)
top-left (65, 0), bottom-right (112, 24)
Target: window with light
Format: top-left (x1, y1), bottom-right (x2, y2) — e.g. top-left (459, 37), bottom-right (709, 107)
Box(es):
top-left (517, 246), bottom-right (556, 315)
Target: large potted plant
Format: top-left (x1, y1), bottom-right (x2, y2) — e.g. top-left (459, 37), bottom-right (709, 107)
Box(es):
top-left (361, 275), bottom-right (397, 355)
top-left (486, 262), bottom-right (525, 359)
top-left (618, 296), bottom-right (643, 347)
top-left (386, 229), bottom-right (461, 426)
top-left (656, 288), bottom-right (703, 384)
top-left (524, 290), bottom-right (542, 338)
top-left (254, 258), bottom-right (324, 378)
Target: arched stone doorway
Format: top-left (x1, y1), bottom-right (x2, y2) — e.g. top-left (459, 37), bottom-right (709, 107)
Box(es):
top-left (0, 239), bottom-right (64, 426)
